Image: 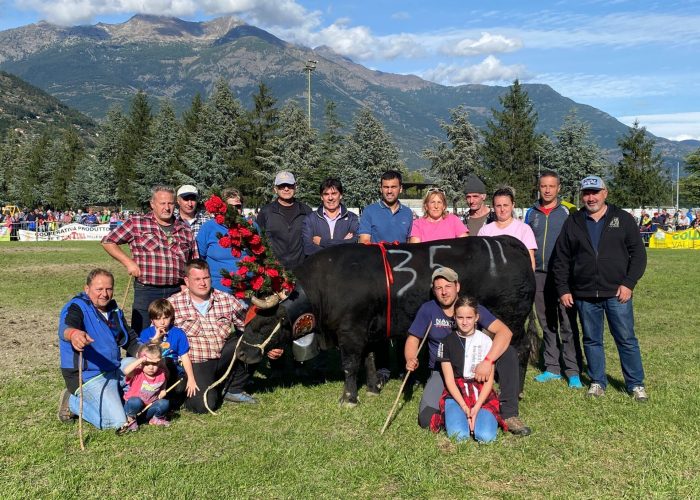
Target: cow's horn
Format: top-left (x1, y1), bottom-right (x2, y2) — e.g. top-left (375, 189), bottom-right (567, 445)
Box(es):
top-left (251, 294), bottom-right (280, 309)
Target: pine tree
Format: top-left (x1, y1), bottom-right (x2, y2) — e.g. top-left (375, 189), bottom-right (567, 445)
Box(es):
top-left (318, 100), bottom-right (345, 181)
top-left (132, 101), bottom-right (184, 206)
top-left (481, 79), bottom-right (541, 205)
top-left (49, 128), bottom-right (85, 209)
top-left (183, 93), bottom-right (203, 134)
top-left (114, 91), bottom-right (152, 208)
top-left (19, 133), bottom-right (50, 208)
top-left (423, 105), bottom-right (481, 208)
top-left (680, 147), bottom-right (700, 205)
top-left (609, 120), bottom-right (670, 207)
top-left (276, 100), bottom-right (320, 206)
top-left (541, 110), bottom-right (608, 202)
top-left (0, 130), bottom-right (23, 205)
top-left (341, 107), bottom-right (404, 209)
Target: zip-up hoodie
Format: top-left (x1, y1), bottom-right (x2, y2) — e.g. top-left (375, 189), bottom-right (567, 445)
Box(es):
top-left (525, 200), bottom-right (572, 272)
top-left (552, 204), bottom-right (646, 299)
top-left (301, 204), bottom-right (360, 256)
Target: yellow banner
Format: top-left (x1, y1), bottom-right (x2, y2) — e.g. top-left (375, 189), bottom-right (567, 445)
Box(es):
top-left (0, 225), bottom-right (10, 241)
top-left (649, 228), bottom-right (700, 249)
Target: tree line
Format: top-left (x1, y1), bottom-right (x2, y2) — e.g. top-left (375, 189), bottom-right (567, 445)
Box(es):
top-left (1, 78), bottom-right (693, 212)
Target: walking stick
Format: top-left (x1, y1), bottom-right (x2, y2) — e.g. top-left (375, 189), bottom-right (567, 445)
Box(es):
top-left (78, 351), bottom-right (85, 451)
top-left (121, 275), bottom-right (134, 309)
top-left (380, 324), bottom-right (431, 435)
top-left (115, 378), bottom-right (183, 435)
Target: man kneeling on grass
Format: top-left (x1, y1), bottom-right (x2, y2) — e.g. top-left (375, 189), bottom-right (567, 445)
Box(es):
top-left (57, 269), bottom-right (140, 429)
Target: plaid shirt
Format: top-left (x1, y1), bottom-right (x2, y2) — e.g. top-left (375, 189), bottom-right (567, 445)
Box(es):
top-left (102, 213), bottom-right (197, 286)
top-left (168, 289), bottom-right (246, 363)
top-left (178, 210), bottom-right (210, 239)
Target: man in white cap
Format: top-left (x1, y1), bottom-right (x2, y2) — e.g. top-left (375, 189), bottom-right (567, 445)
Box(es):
top-left (256, 171), bottom-right (311, 270)
top-left (176, 184), bottom-right (208, 239)
top-left (552, 175), bottom-right (648, 401)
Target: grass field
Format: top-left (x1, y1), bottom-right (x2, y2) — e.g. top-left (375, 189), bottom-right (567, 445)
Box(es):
top-left (0, 242), bottom-right (699, 498)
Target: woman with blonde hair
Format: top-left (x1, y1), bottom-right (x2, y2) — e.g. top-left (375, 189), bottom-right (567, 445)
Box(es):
top-left (409, 187), bottom-right (468, 243)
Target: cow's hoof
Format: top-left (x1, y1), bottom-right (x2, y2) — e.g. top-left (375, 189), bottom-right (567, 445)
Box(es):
top-left (338, 393), bottom-right (358, 408)
top-left (366, 389), bottom-right (380, 397)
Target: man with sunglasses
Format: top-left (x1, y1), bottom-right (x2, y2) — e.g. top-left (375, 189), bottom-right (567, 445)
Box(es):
top-left (257, 171), bottom-right (311, 270)
top-left (176, 185), bottom-right (209, 239)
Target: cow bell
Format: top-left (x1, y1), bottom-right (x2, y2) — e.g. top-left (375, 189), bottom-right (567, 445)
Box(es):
top-left (292, 332), bottom-right (320, 363)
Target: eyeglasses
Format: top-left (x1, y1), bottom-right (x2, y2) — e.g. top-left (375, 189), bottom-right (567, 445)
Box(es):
top-left (277, 184), bottom-right (296, 190)
top-left (427, 187), bottom-right (445, 194)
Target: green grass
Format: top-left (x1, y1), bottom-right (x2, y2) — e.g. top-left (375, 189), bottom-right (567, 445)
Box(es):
top-left (1, 242), bottom-right (699, 498)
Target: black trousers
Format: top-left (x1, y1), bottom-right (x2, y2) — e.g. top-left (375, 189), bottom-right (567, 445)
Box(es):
top-left (184, 333), bottom-right (253, 414)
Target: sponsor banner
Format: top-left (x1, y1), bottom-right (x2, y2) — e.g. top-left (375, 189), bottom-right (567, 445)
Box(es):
top-left (648, 228), bottom-right (700, 249)
top-left (0, 225), bottom-right (10, 241)
top-left (17, 223), bottom-right (111, 242)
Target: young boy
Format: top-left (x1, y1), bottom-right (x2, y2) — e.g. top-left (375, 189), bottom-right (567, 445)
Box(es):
top-left (139, 299), bottom-right (198, 400)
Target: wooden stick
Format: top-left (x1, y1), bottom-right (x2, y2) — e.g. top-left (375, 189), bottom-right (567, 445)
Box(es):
top-left (121, 275), bottom-right (134, 309)
top-left (78, 351), bottom-right (85, 451)
top-left (380, 324), bottom-right (431, 435)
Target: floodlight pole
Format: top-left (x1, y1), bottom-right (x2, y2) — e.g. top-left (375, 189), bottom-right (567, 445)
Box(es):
top-left (676, 161), bottom-right (680, 210)
top-left (304, 60), bottom-right (317, 128)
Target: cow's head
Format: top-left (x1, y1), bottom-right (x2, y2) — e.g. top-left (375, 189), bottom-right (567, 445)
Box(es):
top-left (237, 286), bottom-right (315, 364)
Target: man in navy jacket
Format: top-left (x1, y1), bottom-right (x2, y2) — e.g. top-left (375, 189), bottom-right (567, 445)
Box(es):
top-left (302, 178), bottom-right (359, 256)
top-left (552, 176), bottom-right (648, 402)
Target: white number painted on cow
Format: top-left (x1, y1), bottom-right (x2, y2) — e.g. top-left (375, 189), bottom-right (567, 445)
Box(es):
top-left (481, 239), bottom-right (507, 277)
top-left (388, 250), bottom-right (415, 297)
top-left (389, 244), bottom-right (453, 297)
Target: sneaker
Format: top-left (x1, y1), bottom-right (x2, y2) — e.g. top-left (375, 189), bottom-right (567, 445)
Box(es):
top-left (224, 391), bottom-right (258, 404)
top-left (586, 383), bottom-right (605, 398)
top-left (149, 416), bottom-right (171, 427)
top-left (534, 371), bottom-right (562, 383)
top-left (57, 389), bottom-right (75, 423)
top-left (504, 416), bottom-right (532, 436)
top-left (568, 375), bottom-right (583, 389)
top-left (125, 419), bottom-right (139, 432)
top-left (630, 386), bottom-right (648, 402)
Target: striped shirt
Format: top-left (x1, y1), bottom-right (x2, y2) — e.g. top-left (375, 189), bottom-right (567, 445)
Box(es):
top-left (102, 213), bottom-right (197, 286)
top-left (168, 289), bottom-right (246, 363)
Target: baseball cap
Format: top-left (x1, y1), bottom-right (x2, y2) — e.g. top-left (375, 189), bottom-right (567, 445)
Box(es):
top-left (274, 171), bottom-right (296, 186)
top-left (176, 185), bottom-right (198, 197)
top-left (431, 267), bottom-right (459, 283)
top-left (580, 176), bottom-right (606, 192)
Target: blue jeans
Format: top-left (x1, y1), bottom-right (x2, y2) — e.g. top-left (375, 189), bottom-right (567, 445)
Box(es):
top-left (124, 397), bottom-right (169, 421)
top-left (444, 398), bottom-right (498, 443)
top-left (576, 298), bottom-right (645, 391)
top-left (68, 358), bottom-right (134, 430)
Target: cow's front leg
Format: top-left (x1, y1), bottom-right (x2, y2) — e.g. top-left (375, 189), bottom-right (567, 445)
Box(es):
top-left (365, 351), bottom-right (380, 396)
top-left (338, 345), bottom-right (361, 407)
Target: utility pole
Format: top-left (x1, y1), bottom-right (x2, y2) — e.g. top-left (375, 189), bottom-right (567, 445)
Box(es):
top-left (676, 161), bottom-right (680, 210)
top-left (304, 60), bottom-right (318, 128)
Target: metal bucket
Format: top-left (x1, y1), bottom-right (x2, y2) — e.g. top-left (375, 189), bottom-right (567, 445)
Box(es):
top-left (292, 332), bottom-right (320, 362)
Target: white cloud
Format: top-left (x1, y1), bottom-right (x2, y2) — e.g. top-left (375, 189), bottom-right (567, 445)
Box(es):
top-left (422, 55), bottom-right (529, 85)
top-left (441, 32), bottom-right (521, 57)
top-left (17, 0), bottom-right (322, 28)
top-left (618, 112), bottom-right (700, 141)
top-left (391, 11), bottom-right (410, 21)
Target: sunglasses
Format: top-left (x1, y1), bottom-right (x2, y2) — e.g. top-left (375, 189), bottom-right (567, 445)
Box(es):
top-left (427, 187), bottom-right (445, 194)
top-left (277, 184), bottom-right (296, 190)
top-left (180, 195), bottom-right (198, 201)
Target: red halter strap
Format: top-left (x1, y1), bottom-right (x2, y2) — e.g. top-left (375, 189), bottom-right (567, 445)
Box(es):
top-left (363, 241), bottom-right (399, 337)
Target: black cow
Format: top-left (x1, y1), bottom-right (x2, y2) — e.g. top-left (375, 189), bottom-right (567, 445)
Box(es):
top-left (240, 236), bottom-right (535, 406)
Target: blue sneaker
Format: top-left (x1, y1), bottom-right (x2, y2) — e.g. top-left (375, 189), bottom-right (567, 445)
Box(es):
top-left (568, 375), bottom-right (583, 389)
top-left (534, 371), bottom-right (562, 383)
top-left (224, 391), bottom-right (258, 404)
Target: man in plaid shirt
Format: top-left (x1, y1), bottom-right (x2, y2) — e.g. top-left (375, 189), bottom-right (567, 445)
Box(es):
top-left (175, 184), bottom-right (209, 239)
top-left (102, 185), bottom-right (197, 333)
top-left (169, 259), bottom-right (255, 413)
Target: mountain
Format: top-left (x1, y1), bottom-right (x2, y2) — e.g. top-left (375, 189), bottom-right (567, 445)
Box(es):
top-left (0, 70), bottom-right (96, 140)
top-left (0, 15), bottom-right (696, 169)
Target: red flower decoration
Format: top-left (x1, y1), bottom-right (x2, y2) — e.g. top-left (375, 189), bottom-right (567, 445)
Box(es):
top-left (219, 236), bottom-right (231, 248)
top-left (221, 277), bottom-right (232, 287)
top-left (251, 244), bottom-right (265, 255)
top-left (205, 195), bottom-right (227, 215)
top-left (231, 248), bottom-right (241, 258)
top-left (240, 227), bottom-right (253, 238)
top-left (249, 234), bottom-right (261, 246)
top-left (266, 268), bottom-right (280, 278)
top-left (237, 266), bottom-right (249, 276)
top-left (251, 275), bottom-right (264, 291)
top-left (235, 291), bottom-right (246, 299)
top-left (215, 214), bottom-right (225, 225)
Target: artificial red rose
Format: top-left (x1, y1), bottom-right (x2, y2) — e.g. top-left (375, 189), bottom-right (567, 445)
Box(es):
top-left (271, 276), bottom-right (283, 292)
top-left (266, 268), bottom-right (279, 278)
top-left (215, 214), bottom-right (225, 225)
top-left (228, 228), bottom-right (240, 238)
top-left (235, 291), bottom-right (246, 299)
top-left (239, 227), bottom-right (253, 238)
top-left (221, 277), bottom-right (232, 288)
top-left (251, 275), bottom-right (264, 291)
top-left (251, 244), bottom-right (265, 255)
top-left (205, 195), bottom-right (227, 215)
top-left (241, 256), bottom-right (256, 264)
top-left (249, 234), bottom-right (261, 246)
top-left (219, 236), bottom-right (231, 248)
top-left (237, 266), bottom-right (249, 276)
top-left (282, 280), bottom-right (294, 292)
top-left (231, 248), bottom-right (241, 258)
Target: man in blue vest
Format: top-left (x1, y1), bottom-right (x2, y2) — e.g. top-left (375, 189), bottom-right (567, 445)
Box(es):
top-left (57, 269), bottom-right (140, 429)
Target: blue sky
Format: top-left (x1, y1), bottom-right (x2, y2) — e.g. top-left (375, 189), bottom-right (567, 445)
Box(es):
top-left (1, 0), bottom-right (699, 140)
